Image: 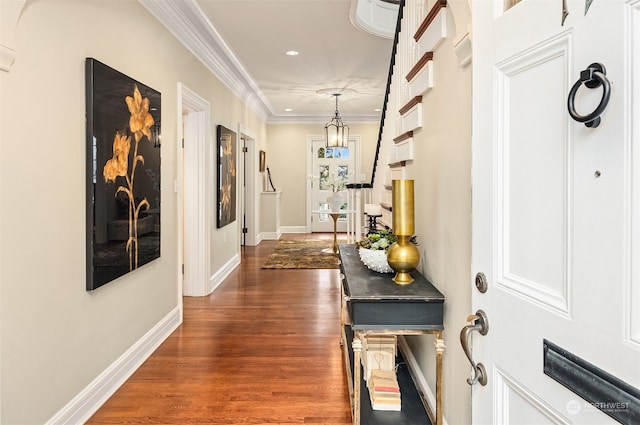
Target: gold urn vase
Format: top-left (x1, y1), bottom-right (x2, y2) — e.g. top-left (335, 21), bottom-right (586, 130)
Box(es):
top-left (387, 179), bottom-right (419, 284)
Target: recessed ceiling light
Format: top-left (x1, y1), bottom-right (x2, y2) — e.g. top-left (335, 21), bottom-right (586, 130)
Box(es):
top-left (286, 50), bottom-right (299, 56)
top-left (374, 108), bottom-right (381, 112)
top-left (284, 108), bottom-right (293, 112)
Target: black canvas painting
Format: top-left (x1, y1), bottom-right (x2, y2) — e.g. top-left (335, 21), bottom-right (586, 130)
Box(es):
top-left (217, 125), bottom-right (237, 228)
top-left (85, 58), bottom-right (161, 290)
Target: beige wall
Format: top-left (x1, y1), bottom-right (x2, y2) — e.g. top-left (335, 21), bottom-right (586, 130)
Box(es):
top-left (265, 122), bottom-right (379, 228)
top-left (0, 1), bottom-right (265, 423)
top-left (374, 2), bottom-right (473, 424)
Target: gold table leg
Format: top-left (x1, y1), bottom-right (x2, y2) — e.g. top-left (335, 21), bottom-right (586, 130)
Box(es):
top-left (330, 213), bottom-right (339, 253)
top-left (435, 331), bottom-right (445, 425)
top-left (322, 212), bottom-right (344, 254)
top-left (321, 213), bottom-right (340, 254)
top-left (352, 334), bottom-right (363, 425)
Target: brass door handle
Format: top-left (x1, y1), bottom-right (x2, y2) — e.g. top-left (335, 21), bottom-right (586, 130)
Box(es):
top-left (460, 310), bottom-right (489, 386)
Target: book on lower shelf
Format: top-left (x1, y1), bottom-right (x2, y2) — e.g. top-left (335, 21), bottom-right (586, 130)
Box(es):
top-left (362, 335), bottom-right (397, 382)
top-left (368, 369), bottom-right (401, 411)
top-left (370, 396), bottom-right (401, 411)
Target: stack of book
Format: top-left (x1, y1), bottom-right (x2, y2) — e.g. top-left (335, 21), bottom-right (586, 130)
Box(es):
top-left (362, 335), bottom-right (397, 382)
top-left (360, 335), bottom-right (401, 411)
top-left (368, 369), bottom-right (401, 411)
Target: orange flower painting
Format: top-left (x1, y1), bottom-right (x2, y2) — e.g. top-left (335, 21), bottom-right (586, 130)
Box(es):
top-left (86, 58), bottom-right (161, 290)
top-left (103, 131), bottom-right (131, 182)
top-left (103, 85), bottom-right (154, 272)
top-left (126, 85), bottom-right (155, 143)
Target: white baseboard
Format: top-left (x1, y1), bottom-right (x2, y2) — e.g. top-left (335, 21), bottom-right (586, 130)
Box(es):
top-left (279, 226), bottom-right (308, 234)
top-left (398, 336), bottom-right (449, 425)
top-left (209, 252), bottom-right (240, 293)
top-left (259, 230), bottom-right (283, 240)
top-left (46, 306), bottom-right (182, 425)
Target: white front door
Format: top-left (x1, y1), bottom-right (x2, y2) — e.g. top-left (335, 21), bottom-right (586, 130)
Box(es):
top-left (308, 137), bottom-right (358, 232)
top-left (472, 0), bottom-right (639, 423)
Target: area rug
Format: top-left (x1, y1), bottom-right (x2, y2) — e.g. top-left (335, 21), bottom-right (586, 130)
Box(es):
top-left (261, 239), bottom-right (341, 269)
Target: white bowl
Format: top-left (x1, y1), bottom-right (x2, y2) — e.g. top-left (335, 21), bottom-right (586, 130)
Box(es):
top-left (358, 248), bottom-right (393, 273)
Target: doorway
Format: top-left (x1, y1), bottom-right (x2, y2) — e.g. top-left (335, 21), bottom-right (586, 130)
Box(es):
top-left (307, 136), bottom-right (360, 233)
top-left (238, 125), bottom-right (258, 246)
top-left (179, 83), bottom-right (212, 297)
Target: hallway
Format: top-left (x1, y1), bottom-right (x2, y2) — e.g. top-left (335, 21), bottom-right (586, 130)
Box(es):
top-left (87, 234), bottom-right (352, 424)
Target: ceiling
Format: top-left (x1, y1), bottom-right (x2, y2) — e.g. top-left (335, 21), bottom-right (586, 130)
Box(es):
top-left (140, 0), bottom-right (399, 123)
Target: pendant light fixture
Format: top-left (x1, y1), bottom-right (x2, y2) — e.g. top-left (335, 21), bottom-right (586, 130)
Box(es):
top-left (324, 93), bottom-right (350, 148)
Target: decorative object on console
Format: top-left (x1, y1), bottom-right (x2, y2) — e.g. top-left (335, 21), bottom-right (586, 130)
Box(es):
top-left (358, 248), bottom-right (393, 273)
top-left (387, 179), bottom-right (420, 284)
top-left (356, 229), bottom-right (396, 273)
top-left (356, 228), bottom-right (397, 250)
top-left (368, 369), bottom-right (401, 411)
top-left (356, 229), bottom-right (418, 274)
top-left (362, 335), bottom-right (397, 381)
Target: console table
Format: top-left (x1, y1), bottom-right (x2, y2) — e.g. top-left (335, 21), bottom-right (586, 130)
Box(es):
top-left (338, 244), bottom-right (445, 425)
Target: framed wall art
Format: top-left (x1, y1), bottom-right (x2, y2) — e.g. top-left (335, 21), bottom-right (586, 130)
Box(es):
top-left (85, 58), bottom-right (161, 291)
top-left (217, 125), bottom-right (237, 228)
top-left (259, 150), bottom-right (266, 172)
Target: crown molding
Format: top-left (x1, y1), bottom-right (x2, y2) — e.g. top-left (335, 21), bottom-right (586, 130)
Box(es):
top-left (138, 0), bottom-right (272, 121)
top-left (139, 0), bottom-right (388, 124)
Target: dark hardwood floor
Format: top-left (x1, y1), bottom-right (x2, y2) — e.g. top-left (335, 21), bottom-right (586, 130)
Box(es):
top-left (87, 234), bottom-right (352, 424)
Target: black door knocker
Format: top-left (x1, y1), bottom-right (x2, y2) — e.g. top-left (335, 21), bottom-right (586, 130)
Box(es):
top-left (567, 63), bottom-right (611, 128)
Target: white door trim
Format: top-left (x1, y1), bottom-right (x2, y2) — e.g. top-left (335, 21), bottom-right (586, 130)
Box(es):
top-left (238, 124), bottom-right (259, 246)
top-left (179, 83), bottom-right (212, 297)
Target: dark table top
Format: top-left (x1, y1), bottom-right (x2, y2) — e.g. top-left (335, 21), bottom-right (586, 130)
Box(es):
top-left (339, 244), bottom-right (445, 303)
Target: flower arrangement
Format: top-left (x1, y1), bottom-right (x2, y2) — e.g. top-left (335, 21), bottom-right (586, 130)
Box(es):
top-left (309, 166), bottom-right (353, 192)
top-left (356, 229), bottom-right (397, 251)
top-left (356, 229), bottom-right (419, 251)
top-left (324, 173), bottom-right (347, 192)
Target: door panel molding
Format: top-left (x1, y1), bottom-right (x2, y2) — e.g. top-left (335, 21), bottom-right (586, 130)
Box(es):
top-left (494, 34), bottom-right (572, 315)
top-left (495, 366), bottom-right (570, 425)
